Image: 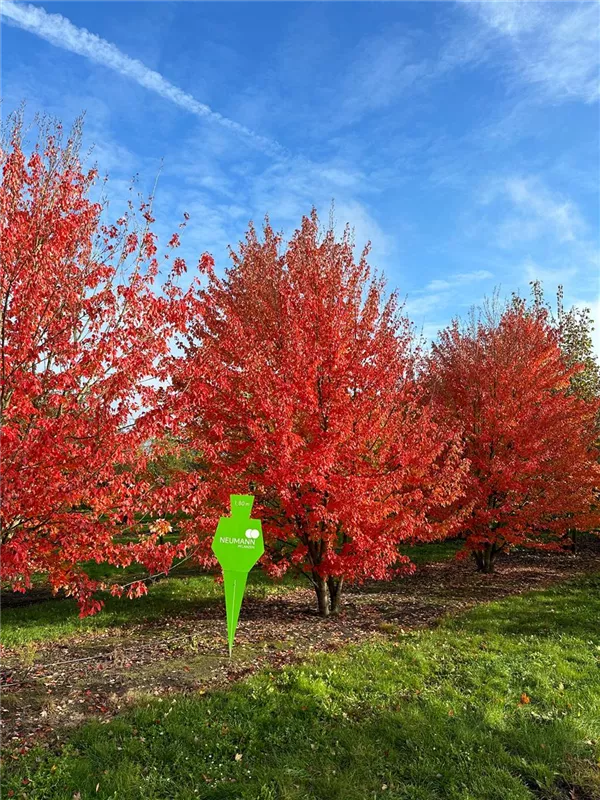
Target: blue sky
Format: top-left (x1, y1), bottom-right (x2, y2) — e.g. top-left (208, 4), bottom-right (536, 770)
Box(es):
top-left (2, 1), bottom-right (599, 350)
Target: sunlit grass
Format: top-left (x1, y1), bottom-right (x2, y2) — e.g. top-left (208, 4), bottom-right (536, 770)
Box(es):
top-left (4, 575), bottom-right (599, 799)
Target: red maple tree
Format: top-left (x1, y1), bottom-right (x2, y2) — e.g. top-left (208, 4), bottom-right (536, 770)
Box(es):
top-left (428, 298), bottom-right (600, 572)
top-left (171, 212), bottom-right (466, 615)
top-left (0, 115), bottom-right (204, 614)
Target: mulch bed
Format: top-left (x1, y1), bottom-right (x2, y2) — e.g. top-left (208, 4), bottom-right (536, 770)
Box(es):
top-left (2, 543), bottom-right (599, 756)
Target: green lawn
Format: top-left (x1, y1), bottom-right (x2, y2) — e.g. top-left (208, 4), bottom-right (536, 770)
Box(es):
top-left (0, 570), bottom-right (300, 649)
top-left (3, 575), bottom-right (599, 799)
top-left (1, 542), bottom-right (460, 649)
top-left (402, 539), bottom-right (463, 565)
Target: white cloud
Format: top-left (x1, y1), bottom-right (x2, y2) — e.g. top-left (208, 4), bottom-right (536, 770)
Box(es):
top-left (1, 1), bottom-right (406, 272)
top-left (425, 270), bottom-right (493, 292)
top-left (464, 0), bottom-right (600, 104)
top-left (404, 269), bottom-right (494, 322)
top-left (470, 1), bottom-right (544, 38)
top-left (480, 175), bottom-right (587, 248)
top-left (467, 174), bottom-right (598, 343)
top-left (148, 122), bottom-right (398, 279)
top-left (404, 292), bottom-right (449, 318)
top-left (418, 321), bottom-right (448, 348)
top-left (331, 200), bottom-right (394, 269)
top-left (1, 1), bottom-right (284, 157)
top-left (505, 178), bottom-right (584, 243)
top-left (521, 258), bottom-right (578, 287)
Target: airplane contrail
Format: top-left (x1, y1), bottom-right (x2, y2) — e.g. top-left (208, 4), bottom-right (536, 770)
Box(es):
top-left (1, 1), bottom-right (285, 158)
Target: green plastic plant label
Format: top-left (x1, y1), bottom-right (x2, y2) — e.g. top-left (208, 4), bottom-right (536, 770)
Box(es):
top-left (211, 495), bottom-right (264, 655)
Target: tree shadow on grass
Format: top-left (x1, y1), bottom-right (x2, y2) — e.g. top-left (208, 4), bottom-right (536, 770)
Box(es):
top-left (1, 569), bottom-right (304, 648)
top-left (0, 578), bottom-right (222, 646)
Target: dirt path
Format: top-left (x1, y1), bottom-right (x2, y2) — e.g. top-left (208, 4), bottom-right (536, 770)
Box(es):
top-left (2, 545), bottom-right (599, 754)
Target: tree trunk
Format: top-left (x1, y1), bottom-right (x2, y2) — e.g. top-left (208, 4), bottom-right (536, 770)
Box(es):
top-left (327, 576), bottom-right (344, 615)
top-left (570, 530), bottom-right (578, 554)
top-left (313, 573), bottom-right (331, 617)
top-left (312, 574), bottom-right (345, 616)
top-left (473, 543), bottom-right (497, 573)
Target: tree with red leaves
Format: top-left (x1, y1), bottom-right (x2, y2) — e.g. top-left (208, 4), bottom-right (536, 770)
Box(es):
top-left (428, 297), bottom-right (600, 573)
top-left (171, 212), bottom-right (466, 615)
top-left (0, 114), bottom-right (204, 615)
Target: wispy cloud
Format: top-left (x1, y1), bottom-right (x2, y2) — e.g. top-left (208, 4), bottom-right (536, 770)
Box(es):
top-left (339, 28), bottom-right (430, 124)
top-left (405, 270), bottom-right (494, 320)
top-left (471, 175), bottom-right (598, 331)
top-left (0, 0), bottom-right (395, 267)
top-left (1, 1), bottom-right (284, 157)
top-left (425, 270), bottom-right (493, 292)
top-left (404, 294), bottom-right (446, 318)
top-left (522, 258), bottom-right (578, 287)
top-left (463, 1), bottom-right (600, 104)
top-left (480, 176), bottom-right (586, 247)
top-left (143, 121), bottom-right (397, 277)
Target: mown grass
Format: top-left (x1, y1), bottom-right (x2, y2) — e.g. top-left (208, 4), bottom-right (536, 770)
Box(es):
top-left (1, 542), bottom-right (460, 649)
top-left (3, 575), bottom-right (599, 800)
top-left (402, 539), bottom-right (463, 565)
top-left (0, 570), bottom-right (300, 649)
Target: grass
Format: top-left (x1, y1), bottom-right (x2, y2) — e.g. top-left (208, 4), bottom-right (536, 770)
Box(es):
top-left (3, 575), bottom-right (599, 799)
top-left (1, 542), bottom-right (459, 649)
top-left (401, 539), bottom-right (463, 565)
top-left (0, 570), bottom-right (300, 649)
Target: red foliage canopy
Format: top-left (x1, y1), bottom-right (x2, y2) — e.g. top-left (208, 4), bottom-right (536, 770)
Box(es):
top-left (428, 299), bottom-right (600, 571)
top-left (0, 117), bottom-right (203, 614)
top-left (171, 212), bottom-right (466, 614)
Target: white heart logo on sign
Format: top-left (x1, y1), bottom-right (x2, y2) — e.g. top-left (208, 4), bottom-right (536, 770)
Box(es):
top-left (245, 528), bottom-right (260, 539)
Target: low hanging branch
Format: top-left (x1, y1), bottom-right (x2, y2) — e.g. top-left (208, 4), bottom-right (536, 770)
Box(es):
top-left (109, 544), bottom-right (203, 599)
top-left (0, 113), bottom-right (209, 615)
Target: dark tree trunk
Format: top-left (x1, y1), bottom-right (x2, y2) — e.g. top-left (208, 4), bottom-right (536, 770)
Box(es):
top-left (327, 576), bottom-right (344, 615)
top-left (314, 573), bottom-right (331, 617)
top-left (570, 530), bottom-right (579, 554)
top-left (473, 542), bottom-right (497, 573)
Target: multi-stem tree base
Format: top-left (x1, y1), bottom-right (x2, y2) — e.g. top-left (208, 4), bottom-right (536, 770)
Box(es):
top-left (472, 543), bottom-right (502, 574)
top-left (313, 574), bottom-right (344, 617)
